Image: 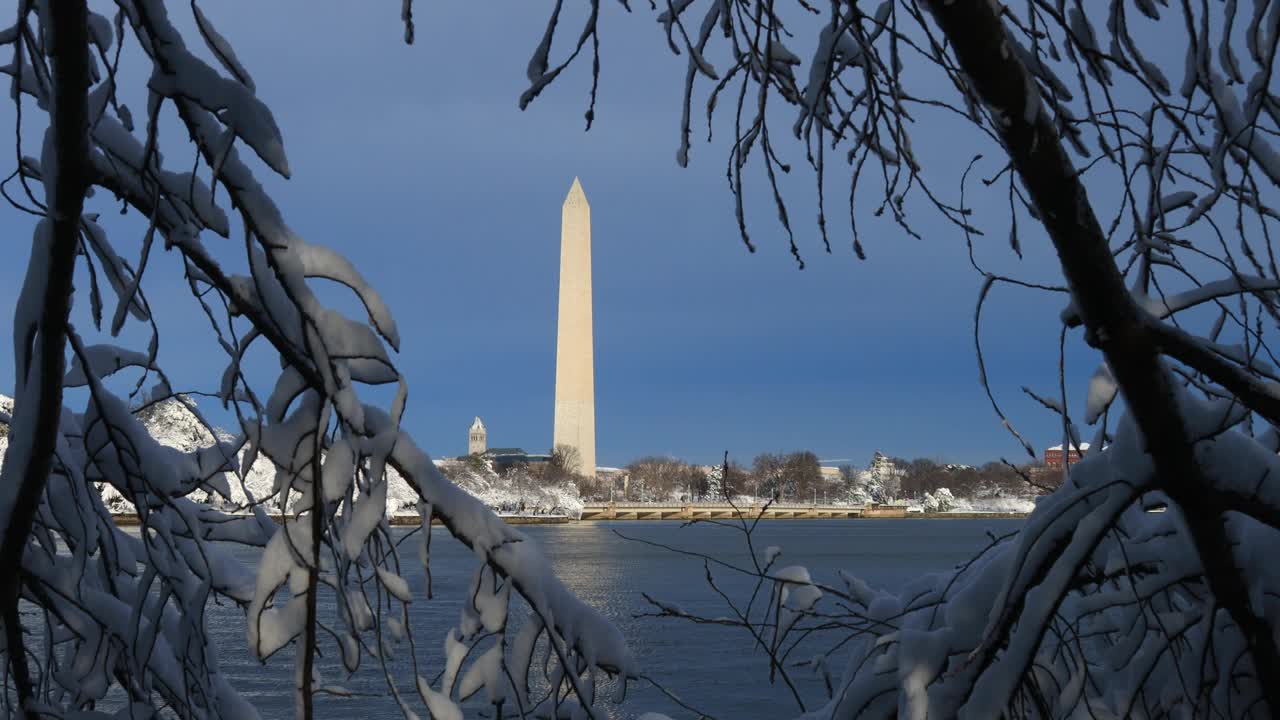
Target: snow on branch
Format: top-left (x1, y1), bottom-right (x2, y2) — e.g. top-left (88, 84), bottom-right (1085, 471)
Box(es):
top-left (0, 3), bottom-right (633, 718)
top-left (513, 1), bottom-right (1280, 716)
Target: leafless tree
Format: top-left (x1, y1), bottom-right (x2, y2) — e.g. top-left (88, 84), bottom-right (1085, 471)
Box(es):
top-left (625, 455), bottom-right (694, 500)
top-left (549, 443), bottom-right (583, 479)
top-left (750, 452), bottom-right (787, 499)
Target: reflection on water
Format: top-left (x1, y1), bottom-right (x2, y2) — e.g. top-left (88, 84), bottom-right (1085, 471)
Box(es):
top-left (168, 519), bottom-right (1021, 718)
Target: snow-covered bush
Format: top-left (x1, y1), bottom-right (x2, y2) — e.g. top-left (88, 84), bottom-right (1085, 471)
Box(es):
top-left (950, 495), bottom-right (1038, 515)
top-left (920, 487), bottom-right (955, 513)
top-left (442, 461), bottom-right (584, 518)
top-left (0, 394), bottom-right (10, 439)
top-left (844, 452), bottom-right (905, 505)
top-left (703, 464), bottom-right (724, 499)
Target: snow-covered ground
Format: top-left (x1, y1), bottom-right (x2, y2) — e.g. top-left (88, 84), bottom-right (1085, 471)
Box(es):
top-left (914, 487), bottom-right (1037, 514)
top-left (437, 462), bottom-right (583, 517)
top-left (947, 495), bottom-right (1037, 513)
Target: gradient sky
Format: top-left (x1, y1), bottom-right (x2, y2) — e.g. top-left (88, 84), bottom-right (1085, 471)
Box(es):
top-left (0, 2), bottom-right (1106, 467)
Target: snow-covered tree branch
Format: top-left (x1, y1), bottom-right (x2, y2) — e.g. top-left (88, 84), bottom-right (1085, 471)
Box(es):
top-left (0, 3), bottom-right (633, 718)
top-left (523, 0), bottom-right (1280, 716)
top-left (1, 0), bottom-right (1278, 718)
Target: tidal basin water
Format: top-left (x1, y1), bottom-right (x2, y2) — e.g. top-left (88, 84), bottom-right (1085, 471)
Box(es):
top-left (203, 518), bottom-right (1023, 718)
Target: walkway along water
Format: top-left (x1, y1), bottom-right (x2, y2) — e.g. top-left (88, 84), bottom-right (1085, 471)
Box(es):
top-left (578, 501), bottom-right (1027, 520)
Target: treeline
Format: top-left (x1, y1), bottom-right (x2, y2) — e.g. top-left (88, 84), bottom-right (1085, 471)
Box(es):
top-left (571, 452), bottom-right (835, 503)
top-left (442, 445), bottom-right (1059, 505)
top-left (580, 451), bottom-right (833, 503)
top-left (891, 457), bottom-right (1061, 499)
top-left (579, 452), bottom-right (1059, 504)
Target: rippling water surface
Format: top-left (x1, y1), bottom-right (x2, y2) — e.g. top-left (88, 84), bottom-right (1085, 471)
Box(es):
top-left (196, 518), bottom-right (1022, 718)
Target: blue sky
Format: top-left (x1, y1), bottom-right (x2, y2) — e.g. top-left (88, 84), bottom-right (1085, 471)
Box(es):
top-left (0, 2), bottom-right (1105, 467)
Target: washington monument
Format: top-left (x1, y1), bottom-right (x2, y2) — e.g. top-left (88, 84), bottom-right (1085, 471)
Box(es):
top-left (553, 177), bottom-right (596, 476)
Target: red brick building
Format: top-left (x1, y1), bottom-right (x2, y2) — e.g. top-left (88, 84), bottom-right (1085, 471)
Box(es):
top-left (1044, 443), bottom-right (1089, 469)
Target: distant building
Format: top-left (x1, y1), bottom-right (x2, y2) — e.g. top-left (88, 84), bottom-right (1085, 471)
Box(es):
top-left (469, 416), bottom-right (487, 456)
top-left (1044, 442), bottom-right (1090, 469)
top-left (486, 448), bottom-right (552, 474)
top-left (819, 466), bottom-right (842, 482)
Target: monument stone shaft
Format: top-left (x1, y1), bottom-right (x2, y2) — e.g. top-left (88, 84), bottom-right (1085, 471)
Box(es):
top-left (553, 177), bottom-right (596, 476)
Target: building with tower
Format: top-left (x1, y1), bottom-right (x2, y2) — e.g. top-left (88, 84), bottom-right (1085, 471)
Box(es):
top-left (1044, 442), bottom-right (1089, 468)
top-left (468, 416), bottom-right (487, 456)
